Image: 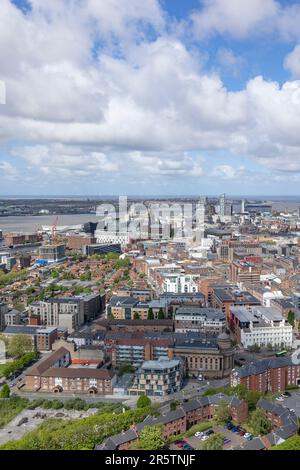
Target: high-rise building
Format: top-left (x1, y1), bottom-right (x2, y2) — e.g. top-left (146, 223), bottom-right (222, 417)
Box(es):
top-left (219, 193), bottom-right (226, 216)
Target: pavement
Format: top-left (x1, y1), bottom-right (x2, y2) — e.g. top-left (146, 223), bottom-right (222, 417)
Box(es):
top-left (170, 424), bottom-right (245, 451)
top-left (274, 391), bottom-right (300, 417)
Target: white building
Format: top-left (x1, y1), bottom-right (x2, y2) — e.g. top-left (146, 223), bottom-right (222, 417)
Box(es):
top-left (231, 306), bottom-right (293, 349)
top-left (162, 274), bottom-right (199, 294)
top-left (95, 230), bottom-right (129, 246)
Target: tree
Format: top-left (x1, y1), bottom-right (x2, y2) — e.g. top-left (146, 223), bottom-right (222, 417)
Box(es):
top-left (7, 335), bottom-right (33, 358)
top-left (0, 383), bottom-right (10, 398)
top-left (245, 390), bottom-right (262, 410)
top-left (247, 409), bottom-right (272, 436)
top-left (213, 401), bottom-right (231, 425)
top-left (157, 308), bottom-right (165, 320)
top-left (137, 395), bottom-right (151, 408)
top-left (135, 425), bottom-right (165, 450)
top-left (133, 312), bottom-right (140, 320)
top-left (147, 308), bottom-right (154, 320)
top-left (170, 400), bottom-right (180, 411)
top-left (117, 363), bottom-right (135, 376)
top-left (200, 433), bottom-right (224, 451)
top-left (288, 311), bottom-right (295, 328)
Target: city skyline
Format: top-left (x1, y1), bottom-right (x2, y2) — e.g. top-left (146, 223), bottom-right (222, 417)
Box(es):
top-left (1, 0), bottom-right (300, 196)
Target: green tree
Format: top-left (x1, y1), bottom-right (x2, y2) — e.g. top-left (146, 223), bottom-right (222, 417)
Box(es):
top-left (135, 425), bottom-right (165, 450)
top-left (245, 390), bottom-right (262, 410)
top-left (170, 400), bottom-right (180, 411)
top-left (7, 335), bottom-right (33, 358)
top-left (157, 308), bottom-right (165, 320)
top-left (247, 409), bottom-right (272, 436)
top-left (213, 401), bottom-right (231, 425)
top-left (147, 308), bottom-right (154, 320)
top-left (288, 311), bottom-right (295, 328)
top-left (137, 395), bottom-right (151, 408)
top-left (0, 383), bottom-right (10, 398)
top-left (271, 435), bottom-right (300, 450)
top-left (133, 312), bottom-right (140, 320)
top-left (200, 433), bottom-right (224, 450)
top-left (117, 363), bottom-right (135, 376)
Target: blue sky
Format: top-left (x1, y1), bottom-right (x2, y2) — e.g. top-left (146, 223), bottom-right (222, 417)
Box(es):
top-left (1, 0), bottom-right (300, 196)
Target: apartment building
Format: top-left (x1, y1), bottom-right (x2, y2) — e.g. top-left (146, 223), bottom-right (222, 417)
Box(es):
top-left (29, 293), bottom-right (102, 333)
top-left (230, 260), bottom-right (261, 285)
top-left (38, 244), bottom-right (66, 264)
top-left (175, 307), bottom-right (225, 334)
top-left (231, 357), bottom-right (300, 393)
top-left (2, 325), bottom-right (58, 351)
top-left (162, 274), bottom-right (199, 294)
top-left (229, 306), bottom-right (293, 349)
top-left (96, 393), bottom-right (249, 450)
top-left (129, 357), bottom-right (184, 397)
top-left (209, 285), bottom-right (261, 322)
top-left (106, 296), bottom-right (168, 321)
top-left (25, 347), bottom-right (115, 395)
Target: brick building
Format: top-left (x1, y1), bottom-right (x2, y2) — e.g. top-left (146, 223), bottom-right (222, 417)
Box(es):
top-left (231, 357), bottom-right (300, 393)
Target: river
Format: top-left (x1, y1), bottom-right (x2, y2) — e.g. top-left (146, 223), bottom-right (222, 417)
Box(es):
top-left (0, 214), bottom-right (100, 233)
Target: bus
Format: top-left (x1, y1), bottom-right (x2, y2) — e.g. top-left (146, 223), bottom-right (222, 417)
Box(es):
top-left (276, 350), bottom-right (288, 357)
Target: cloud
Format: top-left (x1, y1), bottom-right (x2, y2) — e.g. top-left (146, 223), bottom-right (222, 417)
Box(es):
top-left (191, 0), bottom-right (279, 40)
top-left (1, 0), bottom-right (300, 192)
top-left (191, 0), bottom-right (300, 42)
top-left (216, 48), bottom-right (245, 77)
top-left (0, 161), bottom-right (18, 181)
top-left (284, 45), bottom-right (300, 78)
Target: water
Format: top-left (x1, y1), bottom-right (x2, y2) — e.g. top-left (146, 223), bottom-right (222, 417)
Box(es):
top-left (0, 214), bottom-right (100, 233)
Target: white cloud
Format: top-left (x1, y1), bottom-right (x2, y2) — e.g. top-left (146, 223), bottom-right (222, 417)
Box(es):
top-left (0, 161), bottom-right (18, 181)
top-left (1, 0), bottom-right (300, 190)
top-left (191, 0), bottom-right (279, 39)
top-left (284, 45), bottom-right (300, 78)
top-left (191, 0), bottom-right (300, 42)
top-left (216, 48), bottom-right (245, 77)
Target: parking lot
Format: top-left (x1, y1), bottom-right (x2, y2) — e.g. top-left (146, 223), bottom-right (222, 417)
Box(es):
top-left (274, 390), bottom-right (300, 417)
top-left (170, 424), bottom-right (246, 451)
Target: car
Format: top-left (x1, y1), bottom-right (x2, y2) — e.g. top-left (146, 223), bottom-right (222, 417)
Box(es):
top-left (289, 409), bottom-right (296, 413)
top-left (174, 440), bottom-right (188, 447)
top-left (182, 444), bottom-right (193, 450)
top-left (239, 430), bottom-right (246, 436)
top-left (231, 427), bottom-right (239, 432)
top-left (206, 430), bottom-right (214, 436)
top-left (201, 435), bottom-right (209, 441)
top-left (276, 396), bottom-right (284, 402)
top-left (282, 392), bottom-right (291, 397)
top-left (195, 432), bottom-right (204, 438)
top-left (246, 435), bottom-right (253, 441)
top-left (244, 433), bottom-right (252, 439)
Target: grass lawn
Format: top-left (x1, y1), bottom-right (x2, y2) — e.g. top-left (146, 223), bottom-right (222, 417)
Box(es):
top-left (0, 396), bottom-right (29, 429)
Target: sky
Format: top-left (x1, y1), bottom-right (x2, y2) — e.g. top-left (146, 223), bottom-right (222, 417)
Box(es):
top-left (1, 0), bottom-right (300, 196)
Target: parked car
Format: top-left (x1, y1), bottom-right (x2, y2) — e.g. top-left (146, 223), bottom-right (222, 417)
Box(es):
top-left (239, 430), bottom-right (246, 436)
top-left (231, 426), bottom-right (240, 432)
top-left (282, 391), bottom-right (291, 397)
top-left (201, 435), bottom-right (209, 441)
top-left (174, 440), bottom-right (188, 447)
top-left (244, 433), bottom-right (253, 440)
top-left (276, 396), bottom-right (284, 402)
top-left (182, 444), bottom-right (193, 450)
top-left (206, 430), bottom-right (214, 436)
top-left (195, 432), bottom-right (204, 438)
